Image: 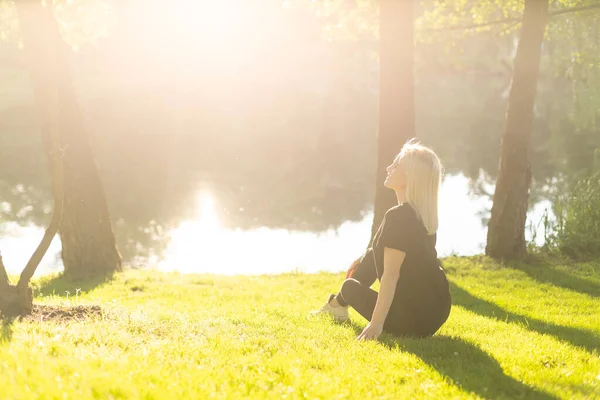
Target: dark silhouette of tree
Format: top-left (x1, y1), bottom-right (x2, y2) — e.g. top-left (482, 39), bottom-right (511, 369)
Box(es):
top-left (0, 130), bottom-right (63, 317)
top-left (14, 0), bottom-right (121, 278)
top-left (370, 0), bottom-right (414, 243)
top-left (486, 0), bottom-right (549, 259)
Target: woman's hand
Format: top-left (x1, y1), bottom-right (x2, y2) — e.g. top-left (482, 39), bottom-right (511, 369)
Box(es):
top-left (356, 321), bottom-right (383, 341)
top-left (356, 248), bottom-right (404, 342)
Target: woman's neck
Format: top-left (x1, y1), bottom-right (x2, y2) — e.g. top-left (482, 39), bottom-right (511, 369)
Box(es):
top-left (395, 190), bottom-right (407, 205)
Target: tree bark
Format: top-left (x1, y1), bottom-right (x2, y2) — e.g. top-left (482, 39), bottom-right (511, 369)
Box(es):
top-left (485, 0), bottom-right (549, 259)
top-left (0, 254), bottom-right (33, 318)
top-left (15, 0), bottom-right (122, 279)
top-left (370, 0), bottom-right (415, 244)
top-left (18, 133), bottom-right (64, 289)
top-left (0, 254), bottom-right (9, 295)
top-left (0, 107), bottom-right (63, 317)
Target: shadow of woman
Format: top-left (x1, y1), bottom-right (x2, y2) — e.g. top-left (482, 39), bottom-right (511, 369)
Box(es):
top-left (347, 321), bottom-right (556, 400)
top-left (385, 335), bottom-right (557, 399)
top-left (450, 282), bottom-right (600, 354)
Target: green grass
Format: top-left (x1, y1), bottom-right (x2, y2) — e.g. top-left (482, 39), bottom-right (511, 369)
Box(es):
top-left (1, 256), bottom-right (599, 399)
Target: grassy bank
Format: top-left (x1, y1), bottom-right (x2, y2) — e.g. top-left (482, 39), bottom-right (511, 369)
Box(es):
top-left (1, 256), bottom-right (599, 399)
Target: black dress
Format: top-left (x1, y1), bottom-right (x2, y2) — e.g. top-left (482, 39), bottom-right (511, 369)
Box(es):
top-left (370, 203), bottom-right (451, 336)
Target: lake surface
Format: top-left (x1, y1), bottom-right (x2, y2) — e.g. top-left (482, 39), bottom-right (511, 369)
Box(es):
top-left (0, 174), bottom-right (551, 277)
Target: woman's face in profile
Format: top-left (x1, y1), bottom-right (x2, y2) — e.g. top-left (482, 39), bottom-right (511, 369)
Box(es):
top-left (384, 156), bottom-right (406, 191)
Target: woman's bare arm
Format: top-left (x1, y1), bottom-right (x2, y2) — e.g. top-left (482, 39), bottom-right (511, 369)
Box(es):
top-left (357, 247), bottom-right (405, 340)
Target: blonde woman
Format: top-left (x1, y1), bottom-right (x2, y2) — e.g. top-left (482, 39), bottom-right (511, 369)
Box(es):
top-left (313, 139), bottom-right (451, 340)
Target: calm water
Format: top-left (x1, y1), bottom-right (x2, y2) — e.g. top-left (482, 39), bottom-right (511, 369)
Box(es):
top-left (0, 174), bottom-right (551, 277)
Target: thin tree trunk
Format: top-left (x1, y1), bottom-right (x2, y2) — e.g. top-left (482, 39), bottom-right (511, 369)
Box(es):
top-left (0, 47), bottom-right (64, 318)
top-left (0, 254), bottom-right (20, 317)
top-left (370, 0), bottom-right (415, 244)
top-left (0, 254), bottom-right (9, 295)
top-left (0, 252), bottom-right (32, 317)
top-left (15, 0), bottom-right (121, 279)
top-left (18, 134), bottom-right (64, 289)
top-left (486, 0), bottom-right (549, 259)
top-left (0, 101), bottom-right (63, 318)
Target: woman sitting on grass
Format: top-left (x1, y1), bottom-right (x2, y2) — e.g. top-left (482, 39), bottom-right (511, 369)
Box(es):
top-left (312, 139), bottom-right (451, 341)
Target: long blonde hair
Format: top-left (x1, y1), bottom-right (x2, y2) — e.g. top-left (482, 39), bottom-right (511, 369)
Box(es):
top-left (397, 139), bottom-right (443, 235)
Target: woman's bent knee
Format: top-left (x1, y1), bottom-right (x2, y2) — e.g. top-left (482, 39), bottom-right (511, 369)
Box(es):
top-left (340, 278), bottom-right (361, 302)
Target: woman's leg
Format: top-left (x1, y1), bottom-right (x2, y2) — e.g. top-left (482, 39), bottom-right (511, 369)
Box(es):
top-left (312, 249), bottom-right (379, 322)
top-left (337, 278), bottom-right (378, 320)
top-left (349, 249), bottom-right (378, 286)
top-left (338, 281), bottom-right (418, 336)
top-left (335, 249), bottom-right (377, 307)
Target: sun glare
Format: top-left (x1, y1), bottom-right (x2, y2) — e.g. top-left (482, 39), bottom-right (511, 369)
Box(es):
top-left (158, 188), bottom-right (371, 275)
top-left (195, 190), bottom-right (221, 232)
top-left (158, 0), bottom-right (253, 49)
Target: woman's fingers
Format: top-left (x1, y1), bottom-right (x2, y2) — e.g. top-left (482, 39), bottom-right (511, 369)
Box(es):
top-left (356, 325), bottom-right (374, 341)
top-left (356, 327), bottom-right (367, 341)
top-left (356, 323), bottom-right (382, 341)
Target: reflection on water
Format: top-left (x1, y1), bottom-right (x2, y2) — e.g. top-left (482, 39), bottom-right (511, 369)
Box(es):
top-left (0, 175), bottom-right (552, 276)
top-left (159, 188), bottom-right (370, 275)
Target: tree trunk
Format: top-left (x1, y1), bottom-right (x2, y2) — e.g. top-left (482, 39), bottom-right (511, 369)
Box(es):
top-left (0, 88), bottom-right (64, 318)
top-left (485, 0), bottom-right (549, 259)
top-left (0, 254), bottom-right (11, 312)
top-left (15, 1), bottom-right (122, 279)
top-left (370, 0), bottom-right (415, 244)
top-left (0, 254), bottom-right (33, 318)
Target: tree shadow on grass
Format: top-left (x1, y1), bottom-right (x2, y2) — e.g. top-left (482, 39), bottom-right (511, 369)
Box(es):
top-left (1, 318), bottom-right (13, 342)
top-left (346, 322), bottom-right (555, 399)
top-left (33, 272), bottom-right (114, 298)
top-left (1, 273), bottom-right (112, 342)
top-left (509, 257), bottom-right (600, 299)
top-left (450, 281), bottom-right (599, 354)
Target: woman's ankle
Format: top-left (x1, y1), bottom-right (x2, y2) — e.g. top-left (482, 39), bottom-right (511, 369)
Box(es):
top-left (329, 296), bottom-right (343, 308)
